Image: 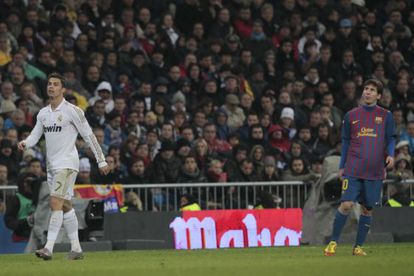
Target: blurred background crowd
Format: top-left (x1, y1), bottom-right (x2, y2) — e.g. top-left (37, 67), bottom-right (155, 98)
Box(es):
top-left (0, 0), bottom-right (414, 213)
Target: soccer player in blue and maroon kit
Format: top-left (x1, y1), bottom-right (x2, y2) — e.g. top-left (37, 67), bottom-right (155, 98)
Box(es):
top-left (324, 79), bottom-right (396, 256)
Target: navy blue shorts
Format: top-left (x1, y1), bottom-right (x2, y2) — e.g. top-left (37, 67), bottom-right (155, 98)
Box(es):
top-left (340, 176), bottom-right (383, 208)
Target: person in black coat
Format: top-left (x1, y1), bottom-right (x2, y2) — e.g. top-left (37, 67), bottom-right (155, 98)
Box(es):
top-left (4, 173), bottom-right (39, 242)
top-left (150, 140), bottom-right (181, 184)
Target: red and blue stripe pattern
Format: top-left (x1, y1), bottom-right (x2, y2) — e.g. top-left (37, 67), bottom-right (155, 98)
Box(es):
top-left (339, 105), bottom-right (395, 180)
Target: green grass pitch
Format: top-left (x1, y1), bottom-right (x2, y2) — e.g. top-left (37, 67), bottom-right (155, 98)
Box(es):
top-left (1, 244), bottom-right (414, 276)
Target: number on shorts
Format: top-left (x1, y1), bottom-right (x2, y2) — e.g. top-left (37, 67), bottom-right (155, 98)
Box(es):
top-left (342, 179), bottom-right (349, 191)
top-left (55, 181), bottom-right (62, 192)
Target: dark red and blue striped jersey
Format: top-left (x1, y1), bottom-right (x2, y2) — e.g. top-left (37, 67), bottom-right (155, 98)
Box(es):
top-left (339, 105), bottom-right (396, 180)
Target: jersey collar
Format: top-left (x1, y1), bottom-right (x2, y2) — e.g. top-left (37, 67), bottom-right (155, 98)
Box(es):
top-left (48, 99), bottom-right (66, 112)
top-left (362, 104), bottom-right (376, 112)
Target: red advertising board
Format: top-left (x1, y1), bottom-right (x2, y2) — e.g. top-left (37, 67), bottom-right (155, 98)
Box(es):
top-left (170, 209), bottom-right (302, 250)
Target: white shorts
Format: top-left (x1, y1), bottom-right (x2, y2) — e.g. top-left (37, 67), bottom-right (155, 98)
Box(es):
top-left (47, 169), bottom-right (78, 200)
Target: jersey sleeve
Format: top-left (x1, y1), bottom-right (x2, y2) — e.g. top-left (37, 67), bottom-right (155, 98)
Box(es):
top-left (69, 105), bottom-right (107, 168)
top-left (25, 112), bottom-right (44, 148)
top-left (385, 111), bottom-right (396, 157)
top-left (339, 112), bottom-right (351, 169)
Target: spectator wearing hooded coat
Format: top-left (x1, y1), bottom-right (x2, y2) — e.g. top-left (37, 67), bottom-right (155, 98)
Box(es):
top-left (88, 81), bottom-right (115, 114)
top-left (259, 156), bottom-right (281, 181)
top-left (268, 124), bottom-right (291, 153)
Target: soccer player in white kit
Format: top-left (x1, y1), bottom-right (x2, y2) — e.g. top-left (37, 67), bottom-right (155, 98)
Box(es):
top-left (18, 73), bottom-right (110, 260)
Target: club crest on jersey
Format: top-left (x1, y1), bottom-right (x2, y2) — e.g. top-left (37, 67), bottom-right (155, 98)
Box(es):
top-left (375, 116), bottom-right (383, 124)
top-left (43, 123), bottom-right (62, 133)
top-left (57, 114), bottom-right (63, 122)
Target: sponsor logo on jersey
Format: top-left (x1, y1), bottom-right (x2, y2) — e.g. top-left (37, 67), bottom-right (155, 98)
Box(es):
top-left (352, 120), bottom-right (359, 125)
top-left (43, 123), bottom-right (62, 133)
top-left (357, 127), bottom-right (377, 137)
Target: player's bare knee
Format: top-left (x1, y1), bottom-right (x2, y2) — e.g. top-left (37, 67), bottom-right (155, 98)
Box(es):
top-left (361, 206), bottom-right (372, 216)
top-left (50, 196), bottom-right (64, 211)
top-left (340, 201), bottom-right (354, 214)
top-left (62, 200), bottom-right (73, 213)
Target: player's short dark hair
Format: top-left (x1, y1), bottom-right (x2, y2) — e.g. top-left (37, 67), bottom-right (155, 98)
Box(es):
top-left (363, 79), bottom-right (383, 94)
top-left (47, 72), bottom-right (67, 88)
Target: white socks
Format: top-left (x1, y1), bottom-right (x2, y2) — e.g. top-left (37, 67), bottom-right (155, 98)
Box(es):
top-left (63, 209), bottom-right (82, 253)
top-left (45, 210), bottom-right (63, 253)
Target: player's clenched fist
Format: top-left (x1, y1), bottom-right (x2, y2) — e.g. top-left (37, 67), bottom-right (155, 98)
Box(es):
top-left (99, 165), bottom-right (111, 175)
top-left (18, 140), bottom-right (26, 151)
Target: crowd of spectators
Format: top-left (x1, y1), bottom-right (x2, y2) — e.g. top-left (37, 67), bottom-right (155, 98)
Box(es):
top-left (1, 0), bottom-right (414, 209)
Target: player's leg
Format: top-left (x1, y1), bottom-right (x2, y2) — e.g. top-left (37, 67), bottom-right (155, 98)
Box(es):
top-left (37, 169), bottom-right (75, 260)
top-left (353, 179), bottom-right (382, 255)
top-left (325, 177), bottom-right (361, 256)
top-left (63, 199), bottom-right (84, 259)
top-left (35, 171), bottom-right (62, 260)
top-left (61, 169), bottom-right (83, 259)
top-left (331, 177), bottom-right (361, 241)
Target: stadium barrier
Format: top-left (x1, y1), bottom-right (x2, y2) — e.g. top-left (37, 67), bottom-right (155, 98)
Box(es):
top-left (104, 209), bottom-right (303, 250)
top-left (1, 179), bottom-right (414, 252)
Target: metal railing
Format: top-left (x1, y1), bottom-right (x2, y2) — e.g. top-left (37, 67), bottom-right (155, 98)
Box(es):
top-left (122, 181), bottom-right (306, 211)
top-left (0, 181), bottom-right (307, 212)
top-left (1, 179), bottom-right (413, 213)
top-left (0, 185), bottom-right (20, 212)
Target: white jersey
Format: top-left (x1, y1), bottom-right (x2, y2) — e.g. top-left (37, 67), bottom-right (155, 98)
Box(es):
top-left (25, 99), bottom-right (107, 171)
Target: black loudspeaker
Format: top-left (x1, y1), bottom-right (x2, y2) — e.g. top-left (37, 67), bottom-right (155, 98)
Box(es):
top-left (85, 199), bottom-right (104, 232)
top-left (324, 178), bottom-right (342, 204)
